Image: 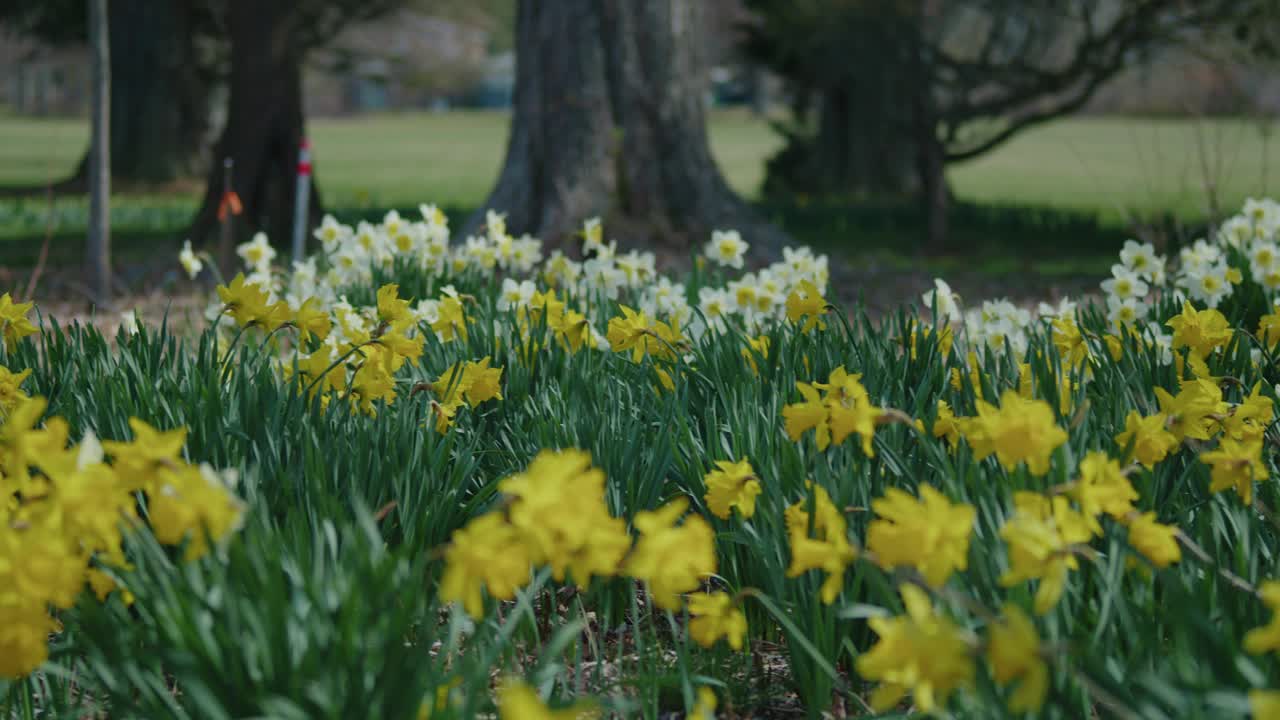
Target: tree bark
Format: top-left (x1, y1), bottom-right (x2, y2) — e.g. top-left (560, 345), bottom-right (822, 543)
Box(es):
top-left (105, 0), bottom-right (209, 184)
top-left (87, 0), bottom-right (111, 306)
top-left (190, 0), bottom-right (321, 270)
top-left (762, 84), bottom-right (919, 200)
top-left (474, 0), bottom-right (787, 257)
top-left (918, 132), bottom-right (949, 254)
top-left (475, 0), bottom-right (616, 245)
top-left (607, 0), bottom-right (787, 254)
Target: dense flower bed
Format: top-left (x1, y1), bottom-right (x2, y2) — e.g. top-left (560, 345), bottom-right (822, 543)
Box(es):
top-left (5, 199), bottom-right (1280, 717)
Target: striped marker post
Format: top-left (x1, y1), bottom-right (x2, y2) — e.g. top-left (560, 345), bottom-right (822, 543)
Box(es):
top-left (291, 138), bottom-right (312, 263)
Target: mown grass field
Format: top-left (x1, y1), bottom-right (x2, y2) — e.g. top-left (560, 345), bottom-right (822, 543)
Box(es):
top-left (3, 109), bottom-right (1278, 223)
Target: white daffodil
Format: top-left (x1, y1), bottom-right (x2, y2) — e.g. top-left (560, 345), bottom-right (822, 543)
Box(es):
top-left (236, 232), bottom-right (276, 273)
top-left (497, 278), bottom-right (536, 312)
top-left (922, 278), bottom-right (960, 321)
top-left (179, 239), bottom-right (204, 280)
top-left (705, 229), bottom-right (748, 269)
top-left (1100, 264), bottom-right (1149, 302)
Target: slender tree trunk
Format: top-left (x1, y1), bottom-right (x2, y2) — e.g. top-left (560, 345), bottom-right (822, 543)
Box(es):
top-left (474, 0), bottom-right (787, 256)
top-left (190, 0), bottom-right (320, 267)
top-left (87, 0), bottom-right (111, 306)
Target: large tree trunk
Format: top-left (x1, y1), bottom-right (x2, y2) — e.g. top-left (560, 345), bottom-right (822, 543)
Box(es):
top-left (474, 0), bottom-right (787, 257)
top-left (105, 0), bottom-right (209, 184)
top-left (909, 20), bottom-right (949, 254)
top-left (607, 0), bottom-right (787, 253)
top-left (815, 81), bottom-right (919, 197)
top-left (762, 84), bottom-right (919, 200)
top-left (190, 0), bottom-right (321, 272)
top-left (917, 131), bottom-right (949, 254)
top-left (476, 0), bottom-right (616, 244)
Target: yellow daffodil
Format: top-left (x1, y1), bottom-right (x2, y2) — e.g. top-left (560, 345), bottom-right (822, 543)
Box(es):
top-left (932, 399), bottom-right (961, 447)
top-left (376, 283), bottom-right (413, 326)
top-left (1069, 451), bottom-right (1138, 531)
top-left (1245, 582), bottom-right (1280, 655)
top-left (1, 400), bottom-right (243, 680)
top-left (784, 279), bottom-right (828, 333)
top-left (999, 492), bottom-right (1092, 614)
top-left (1125, 512), bottom-right (1181, 569)
top-left (1251, 690), bottom-right (1280, 720)
top-left (782, 367), bottom-right (881, 455)
top-left (959, 390), bottom-right (1067, 475)
top-left (690, 687), bottom-right (717, 719)
top-left (1154, 379), bottom-right (1226, 442)
top-left (866, 485), bottom-right (975, 587)
top-left (1200, 437), bottom-right (1268, 504)
top-left (688, 591), bottom-right (748, 651)
top-left (499, 450), bottom-right (629, 586)
top-left (782, 381), bottom-right (830, 449)
top-left (0, 364), bottom-right (32, 418)
top-left (1166, 301), bottom-right (1232, 360)
top-left (855, 583), bottom-right (975, 713)
top-left (625, 497), bottom-right (716, 611)
top-left (703, 458), bottom-right (762, 520)
top-left (496, 679), bottom-right (594, 720)
top-left (439, 514), bottom-right (532, 618)
top-left (784, 483), bottom-right (857, 604)
top-left (215, 273), bottom-right (276, 329)
top-left (1258, 312), bottom-right (1280, 348)
top-left (1114, 410), bottom-right (1178, 469)
top-left (293, 297), bottom-right (332, 343)
top-left (431, 294), bottom-right (469, 343)
top-left (1052, 315), bottom-right (1090, 369)
top-left (0, 293), bottom-right (37, 352)
top-left (986, 605), bottom-right (1048, 713)
top-left (741, 334), bottom-right (770, 376)
top-left (1223, 383), bottom-right (1274, 442)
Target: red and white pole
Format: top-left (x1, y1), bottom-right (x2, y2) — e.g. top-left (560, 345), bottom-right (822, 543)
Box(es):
top-left (291, 137), bottom-right (312, 263)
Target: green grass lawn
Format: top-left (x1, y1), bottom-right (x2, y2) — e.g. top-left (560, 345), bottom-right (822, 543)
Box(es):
top-left (947, 116), bottom-right (1280, 224)
top-left (4, 109), bottom-right (1277, 222)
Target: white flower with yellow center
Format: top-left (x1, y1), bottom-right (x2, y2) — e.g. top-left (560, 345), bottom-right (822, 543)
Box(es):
top-left (485, 210), bottom-right (508, 243)
top-left (582, 217), bottom-right (605, 256)
top-left (179, 239), bottom-right (203, 280)
top-left (419, 203), bottom-right (447, 228)
top-left (354, 221), bottom-right (380, 254)
top-left (1250, 241), bottom-right (1279, 283)
top-left (1119, 239), bottom-right (1163, 281)
top-left (1100, 264), bottom-right (1148, 302)
top-left (1183, 263), bottom-right (1232, 308)
top-left (706, 229), bottom-right (747, 269)
top-left (498, 278), bottom-right (536, 312)
top-left (314, 214), bottom-right (350, 254)
top-left (698, 287), bottom-right (732, 320)
top-left (511, 235), bottom-right (543, 273)
top-left (1106, 296), bottom-right (1146, 330)
top-left (236, 232), bottom-right (277, 273)
top-left (922, 278), bottom-right (960, 321)
top-left (616, 250), bottom-right (655, 286)
top-left (382, 209), bottom-right (404, 238)
top-left (729, 276), bottom-right (758, 314)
